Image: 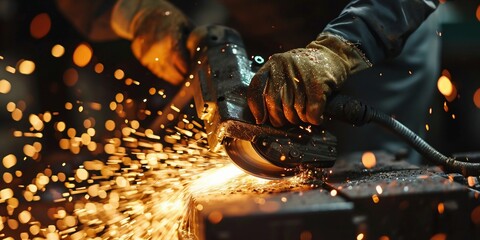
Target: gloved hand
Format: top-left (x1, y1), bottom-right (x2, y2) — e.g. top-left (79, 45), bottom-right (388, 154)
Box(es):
top-left (112, 0), bottom-right (193, 85)
top-left (247, 33), bottom-right (372, 127)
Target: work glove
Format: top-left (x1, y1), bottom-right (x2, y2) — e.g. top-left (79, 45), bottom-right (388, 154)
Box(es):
top-left (247, 33), bottom-right (372, 127)
top-left (112, 0), bottom-right (193, 85)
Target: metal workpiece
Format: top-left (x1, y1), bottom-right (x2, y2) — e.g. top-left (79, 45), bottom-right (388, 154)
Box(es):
top-left (184, 25), bottom-right (479, 239)
top-left (180, 153), bottom-right (479, 240)
top-left (325, 154), bottom-right (472, 240)
top-left (180, 184), bottom-right (356, 240)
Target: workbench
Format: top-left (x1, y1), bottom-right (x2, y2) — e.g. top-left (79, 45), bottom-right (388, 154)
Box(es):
top-left (181, 152), bottom-right (480, 240)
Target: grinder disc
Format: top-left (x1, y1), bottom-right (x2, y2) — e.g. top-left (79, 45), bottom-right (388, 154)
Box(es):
top-left (224, 138), bottom-right (296, 179)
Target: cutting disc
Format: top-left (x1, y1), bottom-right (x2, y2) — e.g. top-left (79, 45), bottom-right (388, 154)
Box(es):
top-left (224, 138), bottom-right (296, 179)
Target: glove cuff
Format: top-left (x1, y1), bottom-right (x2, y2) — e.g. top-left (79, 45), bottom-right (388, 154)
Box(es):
top-left (306, 33), bottom-right (372, 74)
top-left (111, 0), bottom-right (180, 40)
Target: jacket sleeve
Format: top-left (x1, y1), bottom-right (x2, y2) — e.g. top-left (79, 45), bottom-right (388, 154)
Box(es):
top-left (323, 0), bottom-right (440, 64)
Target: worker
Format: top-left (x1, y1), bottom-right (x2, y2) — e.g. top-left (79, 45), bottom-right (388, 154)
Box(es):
top-left (55, 0), bottom-right (441, 164)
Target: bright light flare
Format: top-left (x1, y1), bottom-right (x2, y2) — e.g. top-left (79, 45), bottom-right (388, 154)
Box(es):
top-left (188, 164), bottom-right (246, 194)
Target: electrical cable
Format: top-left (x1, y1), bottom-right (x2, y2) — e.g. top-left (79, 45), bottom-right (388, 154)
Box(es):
top-left (326, 95), bottom-right (480, 176)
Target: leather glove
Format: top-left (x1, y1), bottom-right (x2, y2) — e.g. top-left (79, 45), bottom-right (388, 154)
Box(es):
top-left (112, 0), bottom-right (193, 85)
top-left (247, 33), bottom-right (372, 127)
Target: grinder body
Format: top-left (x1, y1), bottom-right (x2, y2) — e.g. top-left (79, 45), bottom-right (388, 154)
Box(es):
top-left (187, 25), bottom-right (337, 179)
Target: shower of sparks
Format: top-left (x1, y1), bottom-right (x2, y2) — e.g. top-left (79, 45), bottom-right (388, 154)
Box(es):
top-left (4, 8), bottom-right (479, 238)
top-left (0, 49), bottom-right (307, 239)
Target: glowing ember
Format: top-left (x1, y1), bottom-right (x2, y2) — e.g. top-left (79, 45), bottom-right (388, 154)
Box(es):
top-left (94, 63), bottom-right (104, 73)
top-left (114, 69), bottom-right (125, 80)
top-left (0, 56), bottom-right (299, 237)
top-left (361, 151), bottom-right (376, 169)
top-left (17, 59), bottom-right (36, 75)
top-left (51, 44), bottom-right (65, 58)
top-left (0, 79), bottom-right (12, 94)
top-left (2, 154), bottom-right (17, 169)
top-left (3, 11), bottom-right (475, 238)
top-left (437, 202), bottom-right (445, 214)
top-left (437, 76), bottom-right (453, 97)
top-left (330, 189), bottom-right (338, 197)
top-left (357, 233), bottom-right (365, 240)
top-left (73, 43), bottom-right (93, 67)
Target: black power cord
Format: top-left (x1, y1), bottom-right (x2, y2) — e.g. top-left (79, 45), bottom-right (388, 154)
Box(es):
top-left (325, 95), bottom-right (480, 176)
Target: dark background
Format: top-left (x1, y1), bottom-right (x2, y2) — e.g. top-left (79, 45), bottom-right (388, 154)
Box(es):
top-left (1, 0), bottom-right (480, 237)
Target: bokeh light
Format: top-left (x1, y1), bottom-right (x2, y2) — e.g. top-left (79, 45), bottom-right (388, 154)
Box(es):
top-left (474, 88), bottom-right (480, 109)
top-left (17, 60), bottom-right (36, 75)
top-left (437, 76), bottom-right (453, 96)
top-left (63, 68), bottom-right (79, 87)
top-left (73, 43), bottom-right (93, 67)
top-left (30, 13), bottom-right (51, 39)
top-left (51, 44), bottom-right (65, 57)
top-left (361, 151), bottom-right (376, 169)
top-left (0, 79), bottom-right (12, 94)
top-left (476, 5), bottom-right (480, 21)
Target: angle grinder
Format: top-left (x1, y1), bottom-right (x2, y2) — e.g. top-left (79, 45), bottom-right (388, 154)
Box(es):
top-left (186, 25), bottom-right (480, 179)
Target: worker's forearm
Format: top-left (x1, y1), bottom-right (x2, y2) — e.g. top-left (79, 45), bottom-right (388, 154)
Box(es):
top-left (323, 0), bottom-right (440, 64)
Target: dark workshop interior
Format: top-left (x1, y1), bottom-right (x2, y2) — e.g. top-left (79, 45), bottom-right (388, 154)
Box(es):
top-left (1, 0), bottom-right (480, 239)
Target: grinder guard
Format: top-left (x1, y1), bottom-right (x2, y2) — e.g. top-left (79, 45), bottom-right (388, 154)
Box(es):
top-left (187, 25), bottom-right (337, 179)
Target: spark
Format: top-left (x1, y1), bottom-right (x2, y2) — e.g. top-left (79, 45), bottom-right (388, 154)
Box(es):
top-left (73, 43), bottom-right (93, 67)
top-left (361, 151), bottom-right (376, 169)
top-left (437, 202), bottom-right (445, 214)
top-left (0, 41), bottom-right (314, 240)
top-left (357, 233), bottom-right (365, 240)
top-left (114, 69), bottom-right (125, 80)
top-left (0, 79), bottom-right (12, 94)
top-left (330, 189), bottom-right (337, 197)
top-left (6, 65), bottom-right (16, 73)
top-left (51, 44), bottom-right (65, 57)
top-left (17, 59), bottom-right (36, 75)
top-left (437, 76), bottom-right (453, 97)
